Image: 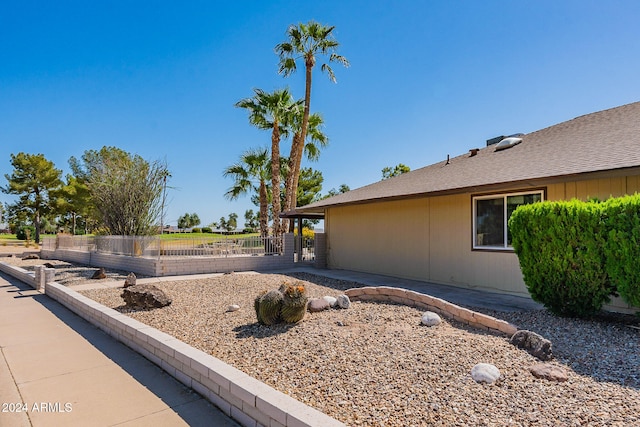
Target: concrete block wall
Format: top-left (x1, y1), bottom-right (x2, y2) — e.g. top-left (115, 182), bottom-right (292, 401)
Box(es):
top-left (44, 281), bottom-right (345, 427)
top-left (345, 286), bottom-right (518, 337)
top-left (42, 234), bottom-right (297, 277)
top-left (0, 262), bottom-right (36, 288)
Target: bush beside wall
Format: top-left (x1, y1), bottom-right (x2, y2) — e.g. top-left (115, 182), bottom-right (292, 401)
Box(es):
top-left (603, 194), bottom-right (640, 308)
top-left (509, 200), bottom-right (612, 317)
top-left (510, 194), bottom-right (640, 317)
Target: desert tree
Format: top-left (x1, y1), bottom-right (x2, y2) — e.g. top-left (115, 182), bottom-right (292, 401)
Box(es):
top-left (69, 146), bottom-right (169, 236)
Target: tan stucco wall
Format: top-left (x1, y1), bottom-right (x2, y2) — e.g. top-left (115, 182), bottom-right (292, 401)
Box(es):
top-left (325, 173), bottom-right (640, 307)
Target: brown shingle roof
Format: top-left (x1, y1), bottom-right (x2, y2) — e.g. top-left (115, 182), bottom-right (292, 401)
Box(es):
top-left (299, 101), bottom-right (640, 212)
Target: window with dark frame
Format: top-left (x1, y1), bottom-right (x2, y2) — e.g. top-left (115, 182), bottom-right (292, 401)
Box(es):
top-left (473, 190), bottom-right (543, 250)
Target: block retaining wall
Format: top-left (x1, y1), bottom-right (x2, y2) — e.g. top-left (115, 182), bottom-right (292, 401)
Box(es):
top-left (0, 261), bottom-right (344, 427)
top-left (345, 286), bottom-right (519, 337)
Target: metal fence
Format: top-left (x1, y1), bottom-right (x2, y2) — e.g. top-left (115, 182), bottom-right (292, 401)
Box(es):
top-left (45, 234), bottom-right (285, 258)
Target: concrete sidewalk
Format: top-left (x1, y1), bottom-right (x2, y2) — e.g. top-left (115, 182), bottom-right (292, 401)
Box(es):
top-left (0, 272), bottom-right (239, 427)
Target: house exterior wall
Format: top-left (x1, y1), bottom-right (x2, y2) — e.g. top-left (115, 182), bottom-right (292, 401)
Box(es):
top-left (326, 198), bottom-right (430, 280)
top-left (325, 173), bottom-right (640, 312)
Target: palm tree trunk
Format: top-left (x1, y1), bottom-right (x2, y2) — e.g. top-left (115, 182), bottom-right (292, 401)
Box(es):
top-left (271, 122), bottom-right (281, 237)
top-left (259, 180), bottom-right (268, 238)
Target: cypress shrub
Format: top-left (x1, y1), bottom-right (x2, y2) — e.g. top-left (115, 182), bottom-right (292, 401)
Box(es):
top-left (509, 200), bottom-right (612, 317)
top-left (603, 194), bottom-right (640, 307)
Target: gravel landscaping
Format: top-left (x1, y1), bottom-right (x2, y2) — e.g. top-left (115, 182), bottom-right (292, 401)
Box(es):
top-left (3, 256), bottom-right (639, 426)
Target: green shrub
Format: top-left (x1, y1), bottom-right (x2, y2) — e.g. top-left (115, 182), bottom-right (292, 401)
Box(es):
top-left (191, 227), bottom-right (202, 233)
top-left (509, 199), bottom-right (612, 317)
top-left (201, 227), bottom-right (212, 233)
top-left (603, 194), bottom-right (640, 307)
top-left (16, 225), bottom-right (36, 241)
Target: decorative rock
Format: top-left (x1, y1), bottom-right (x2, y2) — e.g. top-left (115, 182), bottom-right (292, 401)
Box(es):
top-left (336, 294), bottom-right (351, 309)
top-left (421, 311), bottom-right (442, 327)
top-left (121, 284), bottom-right (172, 309)
top-left (43, 262), bottom-right (56, 269)
top-left (308, 298), bottom-right (330, 312)
top-left (227, 304), bottom-right (240, 312)
top-left (510, 330), bottom-right (553, 361)
top-left (22, 254), bottom-right (40, 260)
top-left (124, 272), bottom-right (137, 288)
top-left (529, 364), bottom-right (568, 382)
top-left (91, 268), bottom-right (107, 279)
top-left (471, 363), bottom-right (501, 384)
top-left (322, 296), bottom-right (338, 308)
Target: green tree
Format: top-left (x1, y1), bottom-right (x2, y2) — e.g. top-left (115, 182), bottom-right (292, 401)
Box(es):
top-left (323, 184), bottom-right (350, 199)
top-left (382, 163), bottom-right (411, 180)
top-left (236, 89), bottom-right (299, 237)
top-left (56, 174), bottom-right (93, 235)
top-left (223, 147), bottom-right (271, 238)
top-left (3, 153), bottom-right (63, 243)
top-left (244, 209), bottom-right (259, 232)
top-left (296, 167), bottom-right (324, 207)
top-left (70, 146), bottom-right (169, 236)
top-left (177, 212), bottom-right (200, 231)
top-left (276, 20), bottom-right (348, 211)
top-left (227, 213), bottom-right (238, 231)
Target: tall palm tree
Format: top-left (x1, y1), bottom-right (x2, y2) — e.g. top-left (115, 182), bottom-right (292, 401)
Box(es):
top-left (223, 147), bottom-right (270, 238)
top-left (284, 111), bottom-right (328, 219)
top-left (276, 20), bottom-right (348, 211)
top-left (236, 88), bottom-right (298, 236)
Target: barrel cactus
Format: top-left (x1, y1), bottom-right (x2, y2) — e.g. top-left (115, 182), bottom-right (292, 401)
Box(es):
top-left (280, 282), bottom-right (308, 323)
top-left (257, 289), bottom-right (283, 325)
top-left (254, 291), bottom-right (265, 323)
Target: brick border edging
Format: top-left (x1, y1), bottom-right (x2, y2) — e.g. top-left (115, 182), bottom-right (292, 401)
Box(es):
top-left (0, 262), bottom-right (344, 427)
top-left (45, 282), bottom-right (345, 427)
top-left (345, 286), bottom-right (518, 336)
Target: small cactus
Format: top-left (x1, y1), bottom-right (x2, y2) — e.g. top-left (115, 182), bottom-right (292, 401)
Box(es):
top-left (257, 289), bottom-right (283, 325)
top-left (280, 282), bottom-right (308, 323)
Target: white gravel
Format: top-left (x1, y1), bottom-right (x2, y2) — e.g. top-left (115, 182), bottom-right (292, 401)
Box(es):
top-left (5, 256), bottom-right (639, 426)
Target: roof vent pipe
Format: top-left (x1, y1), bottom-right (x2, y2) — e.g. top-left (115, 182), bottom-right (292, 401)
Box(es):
top-left (445, 154), bottom-right (450, 165)
top-left (469, 148), bottom-right (479, 157)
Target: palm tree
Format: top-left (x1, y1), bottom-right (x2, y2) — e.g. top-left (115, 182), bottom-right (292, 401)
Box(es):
top-left (276, 20), bottom-right (348, 210)
top-left (223, 148), bottom-right (270, 238)
top-left (284, 110), bottom-right (328, 220)
top-left (236, 89), bottom-right (298, 237)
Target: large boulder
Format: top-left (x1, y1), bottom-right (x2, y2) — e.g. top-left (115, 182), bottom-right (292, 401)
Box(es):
top-left (121, 284), bottom-right (172, 309)
top-left (91, 268), bottom-right (107, 279)
top-left (510, 330), bottom-right (553, 361)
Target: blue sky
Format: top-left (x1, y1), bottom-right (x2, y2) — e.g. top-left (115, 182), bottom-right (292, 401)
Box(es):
top-left (2, 1), bottom-right (639, 228)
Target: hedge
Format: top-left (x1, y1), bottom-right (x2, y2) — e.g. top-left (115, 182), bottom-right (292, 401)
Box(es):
top-left (602, 194), bottom-right (640, 307)
top-left (509, 200), bottom-right (612, 317)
